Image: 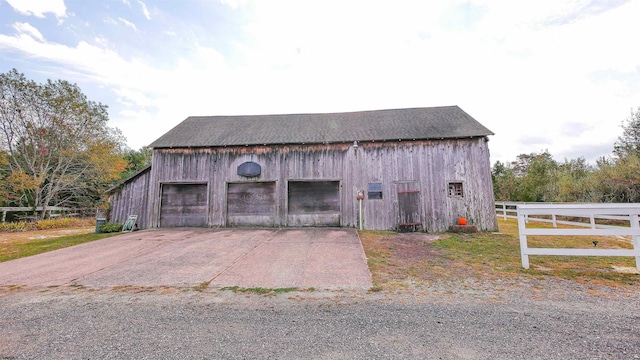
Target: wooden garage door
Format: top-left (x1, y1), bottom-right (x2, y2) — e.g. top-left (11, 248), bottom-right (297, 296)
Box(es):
top-left (227, 182), bottom-right (277, 226)
top-left (287, 181), bottom-right (340, 226)
top-left (160, 183), bottom-right (208, 227)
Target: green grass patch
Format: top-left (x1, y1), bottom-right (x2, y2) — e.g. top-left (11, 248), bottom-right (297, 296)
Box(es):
top-left (192, 281), bottom-right (211, 292)
top-left (359, 220), bottom-right (639, 289)
top-left (0, 232), bottom-right (120, 262)
top-left (432, 232), bottom-right (524, 274)
top-left (433, 219), bottom-right (639, 285)
top-left (220, 286), bottom-right (299, 295)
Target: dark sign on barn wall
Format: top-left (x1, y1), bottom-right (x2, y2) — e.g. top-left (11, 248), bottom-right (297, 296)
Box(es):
top-left (237, 161), bottom-right (261, 177)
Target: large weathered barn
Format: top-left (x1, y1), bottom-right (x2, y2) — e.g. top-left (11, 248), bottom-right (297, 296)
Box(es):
top-left (108, 106), bottom-right (498, 232)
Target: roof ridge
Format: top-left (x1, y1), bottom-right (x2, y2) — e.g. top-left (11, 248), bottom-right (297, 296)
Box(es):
top-left (149, 106), bottom-right (493, 148)
top-left (185, 105), bottom-right (461, 119)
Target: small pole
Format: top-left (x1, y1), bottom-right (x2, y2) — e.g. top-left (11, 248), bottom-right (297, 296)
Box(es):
top-left (631, 214), bottom-right (640, 272)
top-left (359, 198), bottom-right (363, 230)
top-left (517, 206), bottom-right (530, 269)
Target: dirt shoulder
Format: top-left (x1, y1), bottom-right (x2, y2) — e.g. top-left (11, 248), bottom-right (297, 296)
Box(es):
top-left (0, 226), bottom-right (95, 245)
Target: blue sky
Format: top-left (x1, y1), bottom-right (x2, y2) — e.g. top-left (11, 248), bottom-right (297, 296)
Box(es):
top-left (1, 0), bottom-right (639, 164)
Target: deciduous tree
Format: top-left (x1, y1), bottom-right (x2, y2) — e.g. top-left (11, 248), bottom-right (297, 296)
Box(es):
top-left (0, 69), bottom-right (126, 216)
top-left (121, 146), bottom-right (152, 179)
top-left (613, 108), bottom-right (640, 159)
top-left (492, 160), bottom-right (517, 201)
top-left (510, 150), bottom-right (559, 202)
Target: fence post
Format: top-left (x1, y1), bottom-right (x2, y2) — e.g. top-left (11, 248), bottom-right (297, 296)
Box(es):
top-left (552, 214), bottom-right (557, 228)
top-left (517, 206), bottom-right (530, 269)
top-left (631, 214), bottom-right (640, 271)
top-left (502, 202), bottom-right (507, 220)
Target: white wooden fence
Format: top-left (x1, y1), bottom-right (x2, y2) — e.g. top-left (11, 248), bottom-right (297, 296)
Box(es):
top-left (496, 201), bottom-right (634, 229)
top-left (496, 201), bottom-right (517, 220)
top-left (516, 203), bottom-right (640, 271)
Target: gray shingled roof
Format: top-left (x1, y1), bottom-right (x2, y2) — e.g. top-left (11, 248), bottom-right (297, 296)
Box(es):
top-left (149, 106), bottom-right (493, 148)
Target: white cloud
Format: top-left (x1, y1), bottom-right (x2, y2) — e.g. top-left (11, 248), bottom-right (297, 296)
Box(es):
top-left (12, 22), bottom-right (45, 42)
top-left (118, 18), bottom-right (138, 31)
top-left (220, 0), bottom-right (249, 9)
top-left (0, 25), bottom-right (232, 146)
top-left (5, 0), bottom-right (66, 18)
top-left (138, 0), bottom-right (151, 20)
top-left (1, 0), bottom-right (638, 160)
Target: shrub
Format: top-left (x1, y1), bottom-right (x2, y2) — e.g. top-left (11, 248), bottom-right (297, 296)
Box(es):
top-left (99, 222), bottom-right (122, 233)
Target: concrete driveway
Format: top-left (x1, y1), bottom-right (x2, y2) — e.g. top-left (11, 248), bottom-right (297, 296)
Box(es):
top-left (0, 228), bottom-right (372, 289)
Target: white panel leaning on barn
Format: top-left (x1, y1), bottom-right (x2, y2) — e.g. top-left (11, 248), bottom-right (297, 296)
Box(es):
top-left (516, 203), bottom-right (640, 271)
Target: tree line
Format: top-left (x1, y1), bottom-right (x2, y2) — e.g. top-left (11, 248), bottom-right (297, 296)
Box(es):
top-left (0, 69), bottom-right (151, 218)
top-left (493, 108), bottom-right (640, 203)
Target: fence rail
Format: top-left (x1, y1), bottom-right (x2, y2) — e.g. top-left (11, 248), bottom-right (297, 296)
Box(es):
top-left (516, 203), bottom-right (640, 271)
top-left (495, 201), bottom-right (634, 229)
top-left (0, 207), bottom-right (84, 222)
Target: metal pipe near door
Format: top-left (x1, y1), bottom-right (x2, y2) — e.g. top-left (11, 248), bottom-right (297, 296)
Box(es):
top-left (356, 189), bottom-right (365, 230)
top-left (359, 198), bottom-right (363, 230)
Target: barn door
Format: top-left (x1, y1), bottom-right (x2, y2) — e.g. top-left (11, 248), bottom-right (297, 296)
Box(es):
top-left (160, 183), bottom-right (208, 227)
top-left (227, 182), bottom-right (277, 227)
top-left (396, 182), bottom-right (421, 231)
top-left (287, 181), bottom-right (340, 226)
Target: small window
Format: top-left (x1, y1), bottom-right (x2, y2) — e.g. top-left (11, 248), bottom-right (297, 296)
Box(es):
top-left (448, 182), bottom-right (464, 197)
top-left (368, 183), bottom-right (383, 199)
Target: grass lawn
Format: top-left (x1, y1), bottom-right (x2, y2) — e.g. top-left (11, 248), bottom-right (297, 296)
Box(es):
top-left (360, 218), bottom-right (639, 290)
top-left (0, 232), bottom-right (120, 263)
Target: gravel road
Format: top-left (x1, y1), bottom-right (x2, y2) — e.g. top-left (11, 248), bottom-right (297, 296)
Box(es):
top-left (1, 279), bottom-right (639, 360)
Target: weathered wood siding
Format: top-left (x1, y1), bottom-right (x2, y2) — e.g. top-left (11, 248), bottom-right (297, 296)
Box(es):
top-left (108, 167), bottom-right (151, 229)
top-left (137, 137), bottom-right (497, 232)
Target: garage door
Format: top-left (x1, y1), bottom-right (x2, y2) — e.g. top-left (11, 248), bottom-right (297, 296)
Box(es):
top-left (160, 183), bottom-right (208, 227)
top-left (287, 181), bottom-right (340, 226)
top-left (227, 182), bottom-right (277, 226)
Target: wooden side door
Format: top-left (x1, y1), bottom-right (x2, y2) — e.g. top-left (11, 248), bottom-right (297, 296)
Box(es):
top-left (396, 182), bottom-right (421, 231)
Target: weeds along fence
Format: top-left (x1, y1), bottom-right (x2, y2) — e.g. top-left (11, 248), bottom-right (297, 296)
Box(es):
top-left (515, 203), bottom-right (640, 271)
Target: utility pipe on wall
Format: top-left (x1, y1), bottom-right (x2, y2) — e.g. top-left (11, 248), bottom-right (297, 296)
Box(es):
top-left (356, 189), bottom-right (364, 230)
top-left (359, 198), bottom-right (363, 230)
